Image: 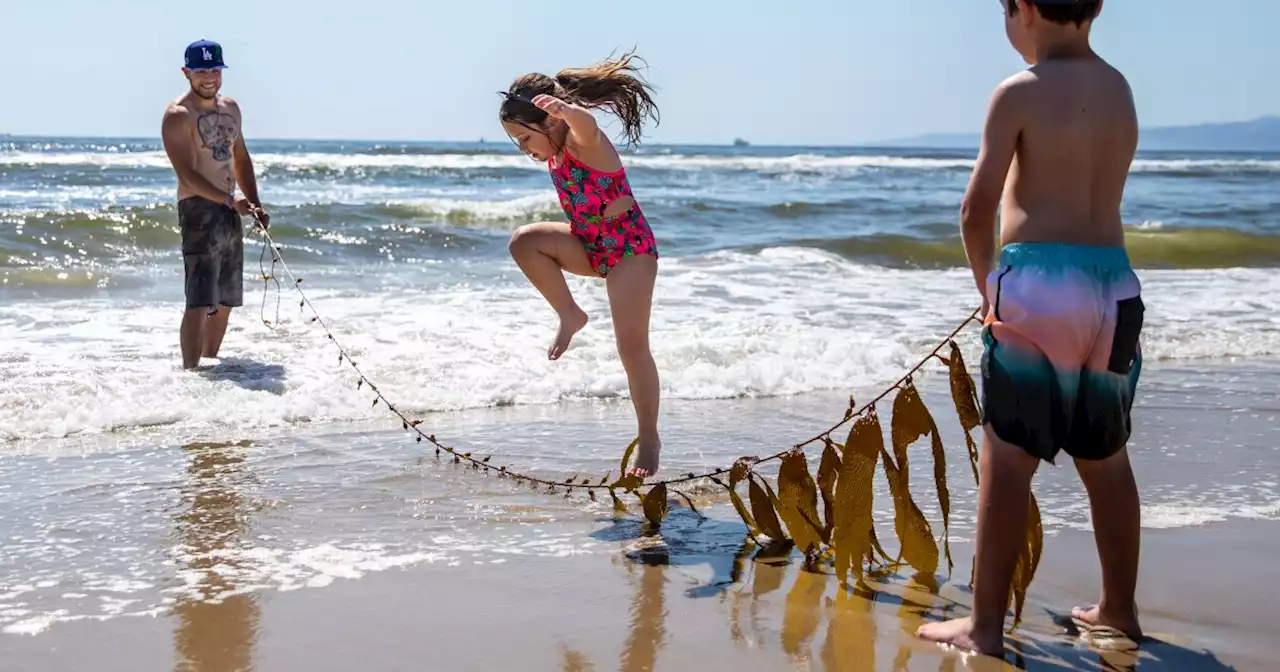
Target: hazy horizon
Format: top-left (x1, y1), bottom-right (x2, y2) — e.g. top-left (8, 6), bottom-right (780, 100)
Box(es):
top-left (5, 113), bottom-right (1277, 149)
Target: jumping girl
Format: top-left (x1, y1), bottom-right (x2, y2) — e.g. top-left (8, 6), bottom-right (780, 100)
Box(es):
top-left (498, 51), bottom-right (662, 477)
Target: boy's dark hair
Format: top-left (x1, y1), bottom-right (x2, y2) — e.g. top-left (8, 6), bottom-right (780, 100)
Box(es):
top-left (498, 49), bottom-right (660, 147)
top-left (1007, 0), bottom-right (1100, 27)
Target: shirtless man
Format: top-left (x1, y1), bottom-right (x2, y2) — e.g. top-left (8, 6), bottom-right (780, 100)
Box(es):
top-left (160, 39), bottom-right (269, 370)
top-left (917, 0), bottom-right (1145, 657)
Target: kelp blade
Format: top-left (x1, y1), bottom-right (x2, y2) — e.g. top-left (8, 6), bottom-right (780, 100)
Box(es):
top-left (1007, 491), bottom-right (1044, 630)
top-left (748, 475), bottom-right (787, 541)
top-left (642, 483), bottom-right (669, 526)
top-left (832, 412), bottom-right (881, 587)
top-left (776, 450), bottom-right (824, 553)
top-left (816, 442), bottom-right (842, 543)
top-left (878, 446), bottom-right (938, 578)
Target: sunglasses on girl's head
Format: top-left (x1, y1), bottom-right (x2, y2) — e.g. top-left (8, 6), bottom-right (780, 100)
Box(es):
top-left (497, 91), bottom-right (537, 106)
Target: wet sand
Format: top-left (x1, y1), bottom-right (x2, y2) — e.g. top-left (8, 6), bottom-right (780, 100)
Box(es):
top-left (3, 517), bottom-right (1275, 671)
top-left (2, 360), bottom-right (1279, 670)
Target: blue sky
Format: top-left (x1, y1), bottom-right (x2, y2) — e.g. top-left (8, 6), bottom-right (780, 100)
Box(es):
top-left (1, 0), bottom-right (1276, 145)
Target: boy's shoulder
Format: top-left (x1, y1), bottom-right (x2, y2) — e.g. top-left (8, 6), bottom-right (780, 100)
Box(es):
top-left (981, 70), bottom-right (1039, 129)
top-left (998, 68), bottom-right (1040, 91)
top-left (1020, 57), bottom-right (1133, 93)
top-left (990, 66), bottom-right (1064, 103)
top-left (987, 59), bottom-right (1133, 116)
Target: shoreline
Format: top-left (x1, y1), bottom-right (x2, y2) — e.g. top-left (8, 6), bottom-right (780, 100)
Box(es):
top-left (6, 353), bottom-right (1278, 450)
top-left (2, 517), bottom-right (1271, 671)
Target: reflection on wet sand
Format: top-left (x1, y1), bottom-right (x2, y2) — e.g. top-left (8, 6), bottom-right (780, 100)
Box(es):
top-left (619, 557), bottom-right (668, 672)
top-left (560, 646), bottom-right (597, 672)
top-left (171, 441), bottom-right (261, 672)
top-left (570, 504), bottom-right (1242, 671)
top-left (780, 560), bottom-right (824, 660)
top-left (138, 457), bottom-right (1244, 672)
top-left (558, 538), bottom-right (670, 672)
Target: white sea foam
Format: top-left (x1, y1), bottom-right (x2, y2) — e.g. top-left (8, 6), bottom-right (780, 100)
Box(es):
top-left (1037, 495), bottom-right (1280, 532)
top-left (2, 248), bottom-right (1277, 442)
top-left (0, 183), bottom-right (557, 214)
top-left (397, 192), bottom-right (561, 222)
top-left (4, 150), bottom-right (1278, 174)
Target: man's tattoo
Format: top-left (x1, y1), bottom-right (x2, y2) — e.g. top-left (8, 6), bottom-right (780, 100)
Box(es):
top-left (197, 110), bottom-right (238, 162)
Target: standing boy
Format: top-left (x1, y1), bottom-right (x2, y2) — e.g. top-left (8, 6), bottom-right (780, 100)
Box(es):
top-left (917, 0), bottom-right (1145, 656)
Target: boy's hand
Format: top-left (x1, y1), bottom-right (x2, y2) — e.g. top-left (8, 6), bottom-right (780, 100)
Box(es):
top-left (532, 95), bottom-right (572, 118)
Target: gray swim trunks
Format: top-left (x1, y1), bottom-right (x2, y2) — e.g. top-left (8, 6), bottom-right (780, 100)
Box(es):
top-left (179, 196), bottom-right (244, 310)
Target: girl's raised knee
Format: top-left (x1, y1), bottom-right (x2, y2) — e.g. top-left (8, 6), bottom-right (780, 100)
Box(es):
top-left (508, 225), bottom-right (537, 258)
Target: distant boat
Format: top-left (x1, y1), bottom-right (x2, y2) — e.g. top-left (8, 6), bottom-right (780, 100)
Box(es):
top-left (732, 137), bottom-right (750, 147)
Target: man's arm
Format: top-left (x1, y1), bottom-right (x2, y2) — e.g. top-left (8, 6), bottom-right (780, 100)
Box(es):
top-left (960, 78), bottom-right (1023, 311)
top-left (161, 105), bottom-right (234, 206)
top-left (228, 100), bottom-right (268, 226)
top-left (229, 102), bottom-right (261, 205)
top-left (231, 135), bottom-right (261, 205)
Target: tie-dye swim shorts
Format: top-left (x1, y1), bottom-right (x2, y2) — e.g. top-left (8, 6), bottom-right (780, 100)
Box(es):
top-left (980, 242), bottom-right (1145, 463)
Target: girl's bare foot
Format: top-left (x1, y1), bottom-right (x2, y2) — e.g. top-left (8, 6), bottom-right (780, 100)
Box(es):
top-left (1071, 604), bottom-right (1143, 641)
top-left (548, 307), bottom-right (588, 360)
top-left (628, 436), bottom-right (661, 478)
top-left (916, 617), bottom-right (1004, 657)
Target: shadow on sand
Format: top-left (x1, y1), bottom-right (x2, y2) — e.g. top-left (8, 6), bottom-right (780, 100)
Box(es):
top-left (586, 503), bottom-right (1239, 672)
top-left (195, 357), bottom-right (287, 395)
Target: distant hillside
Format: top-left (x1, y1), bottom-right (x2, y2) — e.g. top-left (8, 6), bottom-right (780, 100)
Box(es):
top-left (876, 116), bottom-right (1280, 152)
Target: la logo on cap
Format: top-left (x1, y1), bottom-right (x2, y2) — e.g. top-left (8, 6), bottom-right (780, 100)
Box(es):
top-left (184, 39), bottom-right (227, 70)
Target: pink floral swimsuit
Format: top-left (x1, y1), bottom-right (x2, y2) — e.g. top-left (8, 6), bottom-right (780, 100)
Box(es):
top-left (549, 147), bottom-right (658, 277)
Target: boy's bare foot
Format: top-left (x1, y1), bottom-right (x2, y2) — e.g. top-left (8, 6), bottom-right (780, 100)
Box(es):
top-left (628, 437), bottom-right (661, 478)
top-left (916, 617), bottom-right (1004, 657)
top-left (548, 307), bottom-right (588, 360)
top-left (1071, 604), bottom-right (1143, 641)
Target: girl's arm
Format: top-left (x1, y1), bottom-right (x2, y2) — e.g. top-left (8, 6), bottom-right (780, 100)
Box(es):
top-left (532, 95), bottom-right (602, 149)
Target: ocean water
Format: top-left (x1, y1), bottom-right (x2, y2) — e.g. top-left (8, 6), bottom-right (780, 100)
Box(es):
top-left (1, 137), bottom-right (1278, 638)
top-left (3, 137), bottom-right (1278, 437)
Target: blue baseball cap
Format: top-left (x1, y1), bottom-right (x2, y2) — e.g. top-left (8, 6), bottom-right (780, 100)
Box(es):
top-left (184, 40), bottom-right (227, 70)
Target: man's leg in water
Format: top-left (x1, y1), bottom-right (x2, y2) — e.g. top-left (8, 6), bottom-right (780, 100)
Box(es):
top-left (508, 222), bottom-right (594, 360)
top-left (1072, 447), bottom-right (1143, 639)
top-left (606, 254), bottom-right (660, 477)
top-left (202, 306), bottom-right (233, 359)
top-left (180, 251), bottom-right (216, 370)
top-left (917, 426), bottom-right (1040, 656)
top-left (179, 198), bottom-right (219, 370)
top-left (180, 307), bottom-right (209, 369)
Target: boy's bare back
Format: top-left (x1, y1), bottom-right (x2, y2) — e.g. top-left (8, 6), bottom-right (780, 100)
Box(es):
top-left (997, 57), bottom-right (1137, 248)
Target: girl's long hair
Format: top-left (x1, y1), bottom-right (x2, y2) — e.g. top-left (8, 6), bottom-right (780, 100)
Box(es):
top-left (499, 49), bottom-right (660, 147)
